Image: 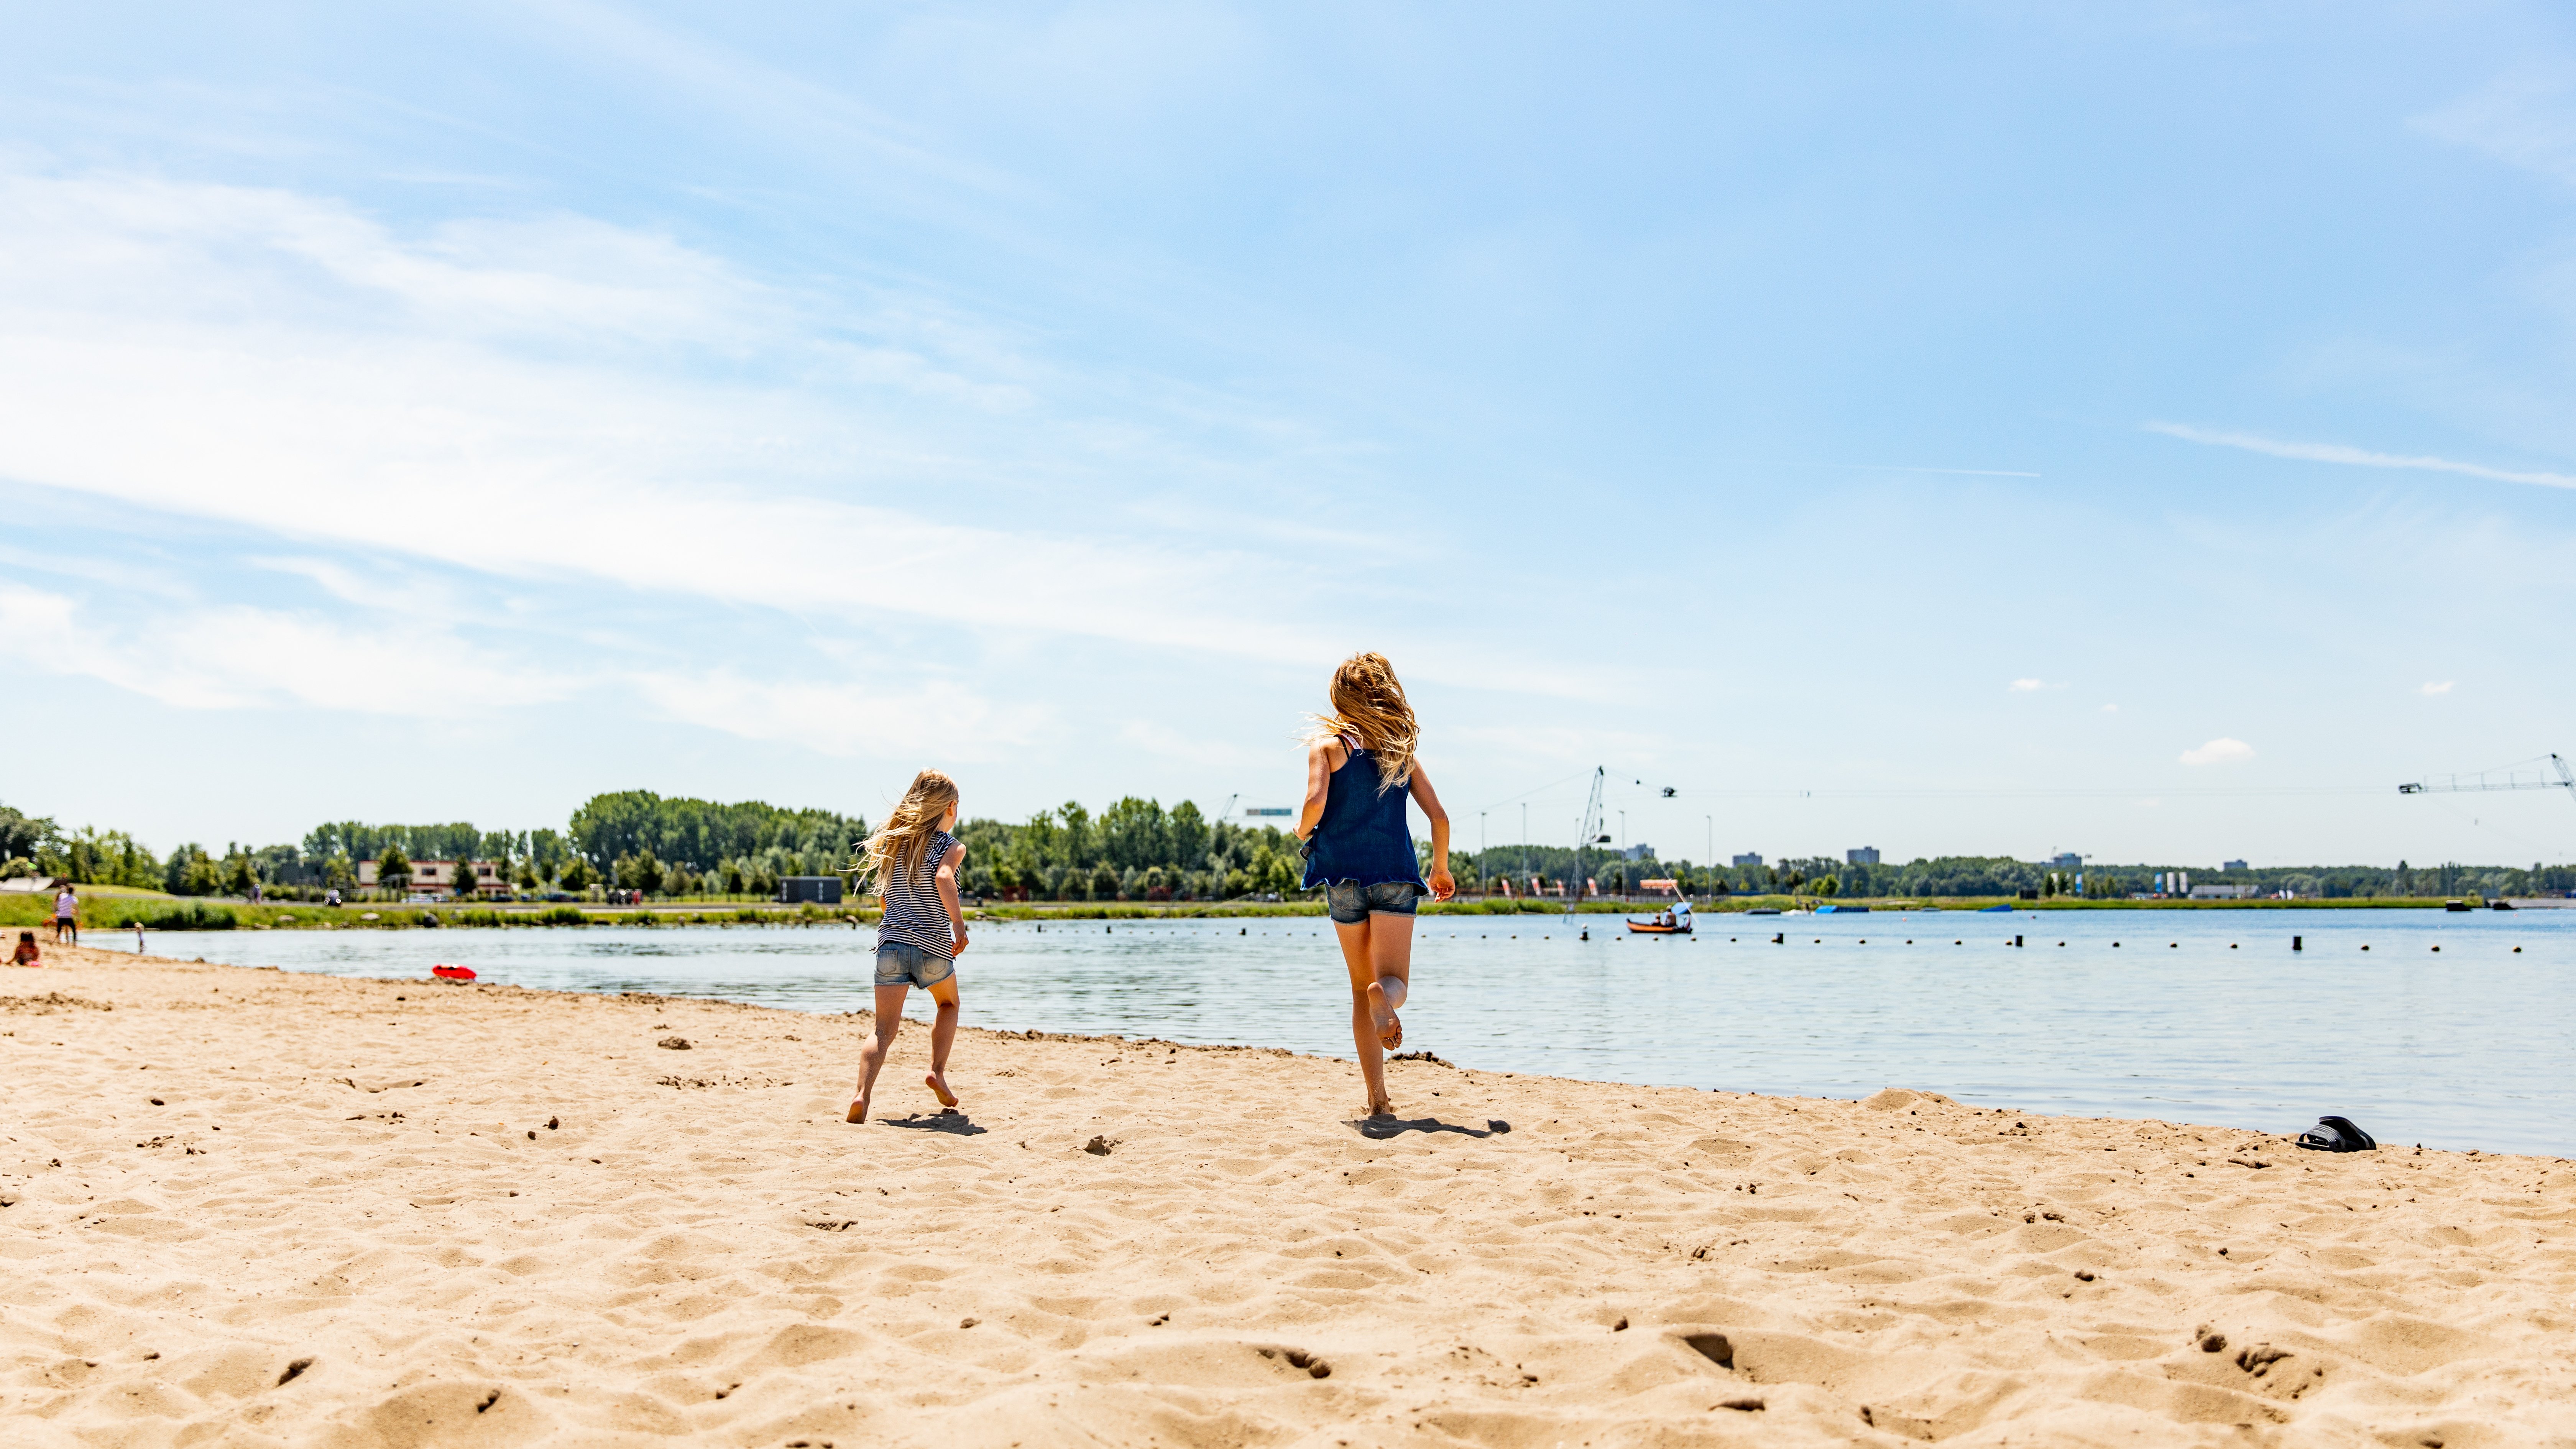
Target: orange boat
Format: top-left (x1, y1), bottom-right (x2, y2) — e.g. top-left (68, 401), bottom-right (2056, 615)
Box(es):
top-left (1625, 919), bottom-right (1691, 935)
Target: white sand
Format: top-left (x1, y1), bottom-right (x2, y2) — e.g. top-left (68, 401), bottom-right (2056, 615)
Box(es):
top-left (4, 945), bottom-right (2573, 1447)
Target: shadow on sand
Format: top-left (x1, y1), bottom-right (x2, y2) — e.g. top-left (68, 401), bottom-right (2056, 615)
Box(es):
top-left (881, 1110), bottom-right (986, 1135)
top-left (1350, 1115), bottom-right (1512, 1141)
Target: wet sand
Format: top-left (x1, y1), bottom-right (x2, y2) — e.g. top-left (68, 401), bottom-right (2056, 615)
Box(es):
top-left (4, 945), bottom-right (2572, 1447)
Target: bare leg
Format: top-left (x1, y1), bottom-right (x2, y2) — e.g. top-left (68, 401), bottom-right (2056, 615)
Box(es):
top-left (1333, 918), bottom-right (1394, 1116)
top-left (1367, 911), bottom-right (1414, 1051)
top-left (923, 973), bottom-right (961, 1108)
top-left (849, 982), bottom-right (910, 1123)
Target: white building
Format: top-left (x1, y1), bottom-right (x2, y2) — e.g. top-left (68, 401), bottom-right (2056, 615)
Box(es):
top-left (2188, 884), bottom-right (2257, 900)
top-left (357, 859), bottom-right (506, 897)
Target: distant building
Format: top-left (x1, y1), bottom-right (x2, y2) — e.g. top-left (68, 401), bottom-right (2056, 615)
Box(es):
top-left (2223, 859), bottom-right (2248, 872)
top-left (780, 876), bottom-right (843, 905)
top-left (1732, 852), bottom-right (1763, 867)
top-left (2049, 852), bottom-right (2082, 869)
top-left (1847, 846), bottom-right (1880, 866)
top-left (1620, 843), bottom-right (1656, 861)
top-left (357, 858), bottom-right (504, 898)
top-left (2189, 884), bottom-right (2257, 900)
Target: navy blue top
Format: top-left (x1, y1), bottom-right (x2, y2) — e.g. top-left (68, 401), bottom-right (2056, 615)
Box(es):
top-left (1301, 738), bottom-right (1424, 890)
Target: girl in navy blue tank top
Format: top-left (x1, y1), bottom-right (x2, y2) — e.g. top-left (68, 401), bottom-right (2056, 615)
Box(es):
top-left (1293, 652), bottom-right (1454, 1118)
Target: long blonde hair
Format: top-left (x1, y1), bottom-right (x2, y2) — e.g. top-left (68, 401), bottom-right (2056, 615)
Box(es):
top-left (1309, 652), bottom-right (1419, 795)
top-left (856, 769), bottom-right (960, 888)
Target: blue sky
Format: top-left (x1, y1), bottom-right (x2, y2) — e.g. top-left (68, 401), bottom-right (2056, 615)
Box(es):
top-left (5, 1), bottom-right (2576, 867)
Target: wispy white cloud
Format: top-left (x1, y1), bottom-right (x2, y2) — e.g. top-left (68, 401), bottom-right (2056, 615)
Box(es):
top-left (2413, 70), bottom-right (2576, 187)
top-left (631, 669), bottom-right (1043, 760)
top-left (2418, 680), bottom-right (2456, 696)
top-left (0, 581), bottom-right (571, 714)
top-left (2178, 737), bottom-right (2255, 767)
top-left (0, 169), bottom-right (1339, 665)
top-left (2147, 422), bottom-right (2576, 489)
top-left (1116, 719), bottom-right (1270, 770)
top-left (2008, 678), bottom-right (2055, 692)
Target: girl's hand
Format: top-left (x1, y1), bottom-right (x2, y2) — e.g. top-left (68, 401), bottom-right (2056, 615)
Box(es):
top-left (1428, 866), bottom-right (1456, 901)
top-left (950, 927), bottom-right (970, 958)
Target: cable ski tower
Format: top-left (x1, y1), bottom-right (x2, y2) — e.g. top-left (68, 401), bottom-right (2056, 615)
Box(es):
top-left (1571, 767), bottom-right (1607, 921)
top-left (2397, 754), bottom-right (2576, 807)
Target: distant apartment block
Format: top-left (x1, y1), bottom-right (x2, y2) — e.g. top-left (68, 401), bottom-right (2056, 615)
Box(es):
top-left (1847, 846), bottom-right (1880, 866)
top-left (1732, 852), bottom-right (1763, 868)
top-left (357, 859), bottom-right (504, 897)
top-left (2222, 859), bottom-right (2248, 872)
top-left (2188, 884), bottom-right (2257, 899)
top-left (1620, 843), bottom-right (1655, 861)
top-left (2049, 852), bottom-right (2083, 868)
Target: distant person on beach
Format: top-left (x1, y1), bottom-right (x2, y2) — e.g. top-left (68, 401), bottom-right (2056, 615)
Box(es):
top-left (52, 884), bottom-right (77, 945)
top-left (11, 930), bottom-right (37, 968)
top-left (133, 921), bottom-right (146, 952)
top-left (846, 769), bottom-right (970, 1125)
top-left (1294, 652), bottom-right (1454, 1118)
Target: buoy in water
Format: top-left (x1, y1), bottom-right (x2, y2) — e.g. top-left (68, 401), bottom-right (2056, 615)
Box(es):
top-left (432, 964), bottom-right (476, 982)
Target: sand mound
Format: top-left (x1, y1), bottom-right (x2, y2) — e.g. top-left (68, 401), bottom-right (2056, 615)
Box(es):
top-left (3, 948), bottom-right (2571, 1446)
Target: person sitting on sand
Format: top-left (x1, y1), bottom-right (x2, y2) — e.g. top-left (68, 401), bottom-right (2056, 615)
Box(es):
top-left (846, 768), bottom-right (970, 1125)
top-left (11, 930), bottom-right (38, 968)
top-left (52, 884), bottom-right (77, 945)
top-left (1293, 652), bottom-right (1455, 1119)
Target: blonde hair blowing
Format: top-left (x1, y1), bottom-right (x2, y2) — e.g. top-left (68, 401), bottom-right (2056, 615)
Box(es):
top-left (1310, 652), bottom-right (1419, 795)
top-left (857, 769), bottom-right (960, 888)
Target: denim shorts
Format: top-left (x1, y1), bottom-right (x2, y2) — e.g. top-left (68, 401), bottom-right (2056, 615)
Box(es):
top-left (874, 940), bottom-right (955, 990)
top-left (1324, 880), bottom-right (1421, 925)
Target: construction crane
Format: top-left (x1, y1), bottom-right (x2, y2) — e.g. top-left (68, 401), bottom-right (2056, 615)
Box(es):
top-left (2397, 754), bottom-right (2576, 806)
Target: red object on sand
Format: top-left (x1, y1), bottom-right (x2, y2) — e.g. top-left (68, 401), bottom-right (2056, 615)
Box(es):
top-left (431, 964), bottom-right (477, 981)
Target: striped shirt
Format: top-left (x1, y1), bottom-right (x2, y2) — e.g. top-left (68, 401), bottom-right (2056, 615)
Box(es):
top-left (876, 831), bottom-right (960, 959)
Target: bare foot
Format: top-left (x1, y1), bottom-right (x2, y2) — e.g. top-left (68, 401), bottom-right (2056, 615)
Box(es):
top-left (1366, 1097), bottom-right (1396, 1118)
top-left (925, 1071), bottom-right (958, 1109)
top-left (846, 1097), bottom-right (868, 1124)
top-left (1365, 981), bottom-right (1402, 1050)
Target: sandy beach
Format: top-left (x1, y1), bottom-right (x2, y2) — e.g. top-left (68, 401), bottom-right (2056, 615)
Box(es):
top-left (5, 946), bottom-right (2572, 1447)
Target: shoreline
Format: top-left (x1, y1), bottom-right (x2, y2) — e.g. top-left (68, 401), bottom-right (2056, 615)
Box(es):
top-left (5, 941), bottom-right (2570, 1444)
top-left (6, 892), bottom-right (2520, 935)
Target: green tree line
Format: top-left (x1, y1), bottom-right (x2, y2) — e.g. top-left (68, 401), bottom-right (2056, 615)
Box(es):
top-left (10, 792), bottom-right (2576, 903)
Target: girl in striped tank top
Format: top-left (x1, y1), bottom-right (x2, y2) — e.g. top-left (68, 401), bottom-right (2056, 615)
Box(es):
top-left (847, 769), bottom-right (971, 1124)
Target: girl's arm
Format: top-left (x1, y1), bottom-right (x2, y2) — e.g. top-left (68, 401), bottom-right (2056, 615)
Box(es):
top-left (1408, 764), bottom-right (1455, 900)
top-left (935, 844), bottom-right (969, 956)
top-left (1294, 739), bottom-right (1339, 840)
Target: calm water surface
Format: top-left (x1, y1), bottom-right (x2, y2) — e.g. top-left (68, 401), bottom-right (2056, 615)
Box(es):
top-left (146, 908), bottom-right (2576, 1155)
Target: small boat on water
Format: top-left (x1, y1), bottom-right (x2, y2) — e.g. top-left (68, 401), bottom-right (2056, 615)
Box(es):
top-left (1626, 918), bottom-right (1692, 934)
top-left (1977, 904), bottom-right (2014, 913)
top-left (1815, 904), bottom-right (1869, 914)
top-left (1744, 907), bottom-right (1781, 916)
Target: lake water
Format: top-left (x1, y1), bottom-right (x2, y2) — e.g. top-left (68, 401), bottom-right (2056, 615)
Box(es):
top-left (139, 907), bottom-right (2576, 1155)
